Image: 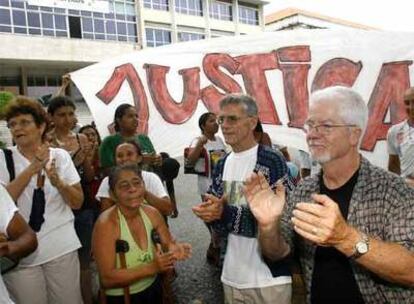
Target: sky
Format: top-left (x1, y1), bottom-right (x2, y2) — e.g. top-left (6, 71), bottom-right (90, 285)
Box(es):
top-left (263, 0), bottom-right (414, 32)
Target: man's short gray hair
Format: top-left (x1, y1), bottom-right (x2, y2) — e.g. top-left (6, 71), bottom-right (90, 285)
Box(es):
top-left (219, 93), bottom-right (258, 116)
top-left (310, 86), bottom-right (368, 135)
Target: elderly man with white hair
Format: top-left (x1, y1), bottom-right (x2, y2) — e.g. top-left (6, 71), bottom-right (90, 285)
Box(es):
top-left (244, 86), bottom-right (414, 303)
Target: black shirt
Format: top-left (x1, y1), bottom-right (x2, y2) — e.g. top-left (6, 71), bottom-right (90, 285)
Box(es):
top-left (310, 169), bottom-right (365, 304)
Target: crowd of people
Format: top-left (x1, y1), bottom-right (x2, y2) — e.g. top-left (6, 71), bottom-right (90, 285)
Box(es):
top-left (0, 84), bottom-right (413, 304)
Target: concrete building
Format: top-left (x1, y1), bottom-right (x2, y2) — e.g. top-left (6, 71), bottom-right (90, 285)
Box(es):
top-left (265, 7), bottom-right (377, 31)
top-left (0, 0), bottom-right (267, 145)
top-left (0, 0), bottom-right (268, 98)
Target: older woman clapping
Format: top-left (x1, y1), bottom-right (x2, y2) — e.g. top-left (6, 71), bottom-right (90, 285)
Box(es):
top-left (0, 96), bottom-right (83, 304)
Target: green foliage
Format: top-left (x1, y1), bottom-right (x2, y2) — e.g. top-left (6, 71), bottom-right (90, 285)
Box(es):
top-left (0, 91), bottom-right (15, 119)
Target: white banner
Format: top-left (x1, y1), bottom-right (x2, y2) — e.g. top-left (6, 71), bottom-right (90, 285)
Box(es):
top-left (70, 30), bottom-right (414, 168)
top-left (28, 0), bottom-right (110, 13)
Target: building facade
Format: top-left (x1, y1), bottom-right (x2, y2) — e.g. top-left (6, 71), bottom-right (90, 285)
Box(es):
top-left (0, 0), bottom-right (267, 145)
top-left (0, 0), bottom-right (267, 98)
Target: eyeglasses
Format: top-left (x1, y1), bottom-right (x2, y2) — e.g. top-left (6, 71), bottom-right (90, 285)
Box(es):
top-left (217, 115), bottom-right (249, 125)
top-left (303, 122), bottom-right (357, 134)
top-left (7, 119), bottom-right (35, 129)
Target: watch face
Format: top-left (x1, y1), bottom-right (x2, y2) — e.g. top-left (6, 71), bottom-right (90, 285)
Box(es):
top-left (356, 242), bottom-right (368, 254)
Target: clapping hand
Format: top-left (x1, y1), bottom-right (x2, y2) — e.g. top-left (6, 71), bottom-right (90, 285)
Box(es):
top-left (154, 244), bottom-right (175, 273)
top-left (168, 242), bottom-right (192, 261)
top-left (192, 194), bottom-right (225, 223)
top-left (30, 144), bottom-right (50, 174)
top-left (45, 159), bottom-right (63, 188)
top-left (243, 172), bottom-right (286, 229)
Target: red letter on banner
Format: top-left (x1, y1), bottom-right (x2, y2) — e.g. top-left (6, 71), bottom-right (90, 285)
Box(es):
top-left (235, 52), bottom-right (280, 124)
top-left (361, 61), bottom-right (412, 151)
top-left (96, 63), bottom-right (149, 134)
top-left (276, 46), bottom-right (311, 128)
top-left (200, 53), bottom-right (242, 113)
top-left (144, 64), bottom-right (200, 124)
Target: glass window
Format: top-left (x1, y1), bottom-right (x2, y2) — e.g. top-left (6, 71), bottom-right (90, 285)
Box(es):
top-left (56, 30), bottom-right (67, 37)
top-left (28, 12), bottom-right (40, 27)
top-left (116, 21), bottom-right (126, 35)
top-left (54, 14), bottom-right (66, 30)
top-left (83, 32), bottom-right (93, 39)
top-left (0, 24), bottom-right (11, 32)
top-left (238, 6), bottom-right (258, 25)
top-left (115, 2), bottom-right (124, 14)
top-left (106, 34), bottom-right (116, 40)
top-left (0, 0), bottom-right (9, 7)
top-left (127, 23), bottom-right (135, 36)
top-left (40, 6), bottom-right (53, 12)
top-left (54, 7), bottom-right (65, 13)
top-left (68, 9), bottom-right (79, 15)
top-left (144, 0), bottom-right (168, 11)
top-left (26, 4), bottom-right (38, 10)
top-left (209, 1), bottom-right (232, 21)
top-left (106, 20), bottom-right (116, 34)
top-left (146, 28), bottom-right (171, 47)
top-left (125, 3), bottom-right (135, 15)
top-left (93, 12), bottom-right (103, 18)
top-left (95, 33), bottom-right (105, 39)
top-left (28, 27), bottom-right (41, 35)
top-left (11, 1), bottom-right (23, 8)
top-left (94, 19), bottom-right (104, 33)
top-left (0, 8), bottom-right (10, 24)
top-left (41, 13), bottom-right (53, 28)
top-left (14, 26), bottom-right (26, 34)
top-left (175, 0), bottom-right (202, 16)
top-left (178, 31), bottom-right (204, 41)
top-left (118, 35), bottom-right (127, 41)
top-left (12, 9), bottom-right (26, 26)
top-left (43, 29), bottom-right (54, 36)
top-left (81, 11), bottom-right (91, 16)
top-left (82, 17), bottom-right (93, 32)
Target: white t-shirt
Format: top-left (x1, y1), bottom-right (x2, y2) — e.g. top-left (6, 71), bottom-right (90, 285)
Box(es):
top-left (0, 147), bottom-right (81, 267)
top-left (96, 171), bottom-right (168, 201)
top-left (0, 185), bottom-right (17, 304)
top-left (387, 120), bottom-right (414, 178)
top-left (190, 136), bottom-right (226, 195)
top-left (220, 145), bottom-right (291, 289)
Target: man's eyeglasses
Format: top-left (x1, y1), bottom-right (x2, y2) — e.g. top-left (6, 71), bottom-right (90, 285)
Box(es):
top-left (216, 115), bottom-right (249, 125)
top-left (7, 119), bottom-right (35, 129)
top-left (303, 122), bottom-right (357, 134)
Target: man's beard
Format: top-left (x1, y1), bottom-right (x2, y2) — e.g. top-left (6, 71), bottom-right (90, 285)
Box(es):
top-left (310, 151), bottom-right (332, 164)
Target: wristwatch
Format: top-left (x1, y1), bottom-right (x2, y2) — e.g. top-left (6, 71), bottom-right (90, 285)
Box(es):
top-left (349, 233), bottom-right (369, 259)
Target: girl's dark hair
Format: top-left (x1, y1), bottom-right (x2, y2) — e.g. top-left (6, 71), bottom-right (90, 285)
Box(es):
top-left (79, 124), bottom-right (102, 145)
top-left (114, 104), bottom-right (134, 132)
top-left (254, 120), bottom-right (263, 133)
top-left (108, 164), bottom-right (142, 192)
top-left (47, 96), bottom-right (76, 115)
top-left (198, 112), bottom-right (215, 133)
top-left (113, 140), bottom-right (142, 164)
top-left (5, 96), bottom-right (50, 139)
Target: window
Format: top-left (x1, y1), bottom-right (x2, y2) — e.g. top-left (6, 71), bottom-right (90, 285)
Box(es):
top-left (0, 0), bottom-right (138, 43)
top-left (175, 0), bottom-right (202, 16)
top-left (144, 0), bottom-right (169, 11)
top-left (145, 28), bottom-right (171, 47)
top-left (178, 31), bottom-right (204, 41)
top-left (238, 6), bottom-right (258, 25)
top-left (209, 1), bottom-right (232, 21)
top-left (69, 16), bottom-right (81, 38)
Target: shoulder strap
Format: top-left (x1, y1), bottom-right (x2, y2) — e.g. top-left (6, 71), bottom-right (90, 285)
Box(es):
top-left (2, 149), bottom-right (15, 182)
